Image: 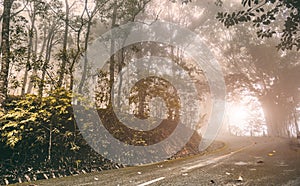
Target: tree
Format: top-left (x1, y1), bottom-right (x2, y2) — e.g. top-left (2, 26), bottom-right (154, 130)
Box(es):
top-left (213, 0), bottom-right (300, 136)
top-left (89, 0), bottom-right (152, 107)
top-left (57, 0), bottom-right (70, 88)
top-left (36, 0), bottom-right (66, 97)
top-left (190, 0), bottom-right (299, 137)
top-left (78, 0), bottom-right (106, 95)
top-left (0, 0), bottom-right (14, 108)
top-left (216, 0), bottom-right (300, 51)
top-left (21, 0), bottom-right (38, 95)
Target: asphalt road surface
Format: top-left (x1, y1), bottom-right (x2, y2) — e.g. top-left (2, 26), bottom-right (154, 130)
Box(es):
top-left (13, 135), bottom-right (300, 186)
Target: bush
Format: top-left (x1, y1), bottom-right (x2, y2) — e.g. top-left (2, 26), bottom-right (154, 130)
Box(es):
top-left (0, 88), bottom-right (116, 184)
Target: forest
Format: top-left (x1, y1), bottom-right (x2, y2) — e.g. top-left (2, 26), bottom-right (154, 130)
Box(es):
top-left (0, 0), bottom-right (299, 184)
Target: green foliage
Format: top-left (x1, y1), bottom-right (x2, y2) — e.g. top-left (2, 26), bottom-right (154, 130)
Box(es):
top-left (0, 88), bottom-right (90, 175)
top-left (0, 88), bottom-right (118, 184)
top-left (216, 0), bottom-right (300, 51)
top-left (0, 88), bottom-right (74, 148)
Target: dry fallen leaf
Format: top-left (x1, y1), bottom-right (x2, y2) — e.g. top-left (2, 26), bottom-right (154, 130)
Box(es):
top-left (237, 176), bottom-right (243, 181)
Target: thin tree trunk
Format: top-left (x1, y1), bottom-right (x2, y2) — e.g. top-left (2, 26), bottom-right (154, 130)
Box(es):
top-left (117, 48), bottom-right (124, 109)
top-left (22, 2), bottom-right (36, 95)
top-left (27, 25), bottom-right (46, 94)
top-left (78, 22), bottom-right (91, 94)
top-left (21, 64), bottom-right (29, 95)
top-left (48, 122), bottom-right (52, 162)
top-left (69, 0), bottom-right (86, 90)
top-left (108, 0), bottom-right (118, 107)
top-left (69, 30), bottom-right (82, 91)
top-left (69, 2), bottom-right (85, 91)
top-left (78, 0), bottom-right (95, 95)
top-left (0, 0), bottom-right (14, 107)
top-left (294, 110), bottom-right (299, 133)
top-left (58, 0), bottom-right (69, 88)
top-left (39, 26), bottom-right (56, 97)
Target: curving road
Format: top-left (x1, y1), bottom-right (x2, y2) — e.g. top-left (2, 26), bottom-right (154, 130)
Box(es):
top-left (13, 135), bottom-right (300, 186)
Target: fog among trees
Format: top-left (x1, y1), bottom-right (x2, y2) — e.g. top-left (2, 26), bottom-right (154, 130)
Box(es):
top-left (0, 0), bottom-right (299, 184)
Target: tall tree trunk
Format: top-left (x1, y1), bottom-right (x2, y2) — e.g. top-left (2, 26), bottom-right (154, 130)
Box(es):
top-left (69, 2), bottom-right (86, 91)
top-left (0, 0), bottom-right (14, 107)
top-left (69, 29), bottom-right (83, 91)
top-left (117, 48), bottom-right (124, 109)
top-left (27, 25), bottom-right (46, 94)
top-left (48, 119), bottom-right (53, 162)
top-left (259, 95), bottom-right (286, 137)
top-left (58, 0), bottom-right (69, 88)
top-left (294, 109), bottom-right (299, 133)
top-left (22, 2), bottom-right (36, 95)
top-left (78, 0), bottom-right (94, 95)
top-left (78, 21), bottom-right (91, 94)
top-left (39, 26), bottom-right (56, 97)
top-left (108, 0), bottom-right (118, 107)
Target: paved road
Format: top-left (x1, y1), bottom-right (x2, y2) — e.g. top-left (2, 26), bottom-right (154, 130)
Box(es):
top-left (13, 135), bottom-right (300, 186)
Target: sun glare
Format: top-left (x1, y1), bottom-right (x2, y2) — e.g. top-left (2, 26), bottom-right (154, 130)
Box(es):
top-left (225, 98), bottom-right (267, 136)
top-left (228, 104), bottom-right (249, 128)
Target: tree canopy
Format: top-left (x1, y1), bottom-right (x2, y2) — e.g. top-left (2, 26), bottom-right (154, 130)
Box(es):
top-left (216, 0), bottom-right (300, 51)
top-left (0, 0), bottom-right (299, 184)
